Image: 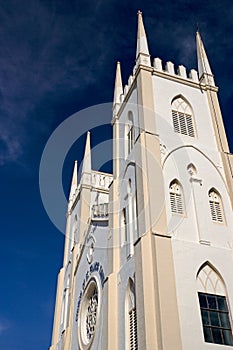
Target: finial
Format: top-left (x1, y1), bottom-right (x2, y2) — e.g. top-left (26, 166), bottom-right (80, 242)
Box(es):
top-left (69, 160), bottom-right (78, 200)
top-left (137, 10), bottom-right (142, 15)
top-left (196, 31), bottom-right (215, 86)
top-left (136, 10), bottom-right (150, 66)
top-left (81, 131), bottom-right (92, 180)
top-left (113, 61), bottom-right (123, 109)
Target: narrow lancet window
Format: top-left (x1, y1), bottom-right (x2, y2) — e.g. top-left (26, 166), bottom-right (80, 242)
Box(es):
top-left (121, 208), bottom-right (127, 244)
top-left (127, 125), bottom-right (134, 154)
top-left (208, 189), bottom-right (224, 223)
top-left (126, 279), bottom-right (138, 350)
top-left (126, 112), bottom-right (134, 155)
top-left (169, 180), bottom-right (184, 215)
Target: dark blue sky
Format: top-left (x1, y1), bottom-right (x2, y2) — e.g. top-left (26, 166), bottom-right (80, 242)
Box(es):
top-left (0, 1), bottom-right (232, 349)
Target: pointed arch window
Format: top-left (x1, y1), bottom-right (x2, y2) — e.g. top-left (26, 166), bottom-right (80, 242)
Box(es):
top-left (169, 180), bottom-right (184, 215)
top-left (127, 124), bottom-right (134, 154)
top-left (197, 263), bottom-right (233, 345)
top-left (70, 215), bottom-right (77, 251)
top-left (208, 189), bottom-right (224, 223)
top-left (126, 279), bottom-right (138, 350)
top-left (171, 97), bottom-right (196, 137)
top-left (61, 272), bottom-right (71, 334)
top-left (126, 112), bottom-right (134, 155)
top-left (121, 207), bottom-right (127, 245)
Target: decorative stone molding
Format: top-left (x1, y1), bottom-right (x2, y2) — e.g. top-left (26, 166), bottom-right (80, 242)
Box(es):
top-left (189, 177), bottom-right (203, 186)
top-left (86, 235), bottom-right (96, 264)
top-left (91, 171), bottom-right (113, 191)
top-left (160, 143), bottom-right (168, 161)
top-left (92, 203), bottom-right (109, 220)
top-left (199, 239), bottom-right (211, 246)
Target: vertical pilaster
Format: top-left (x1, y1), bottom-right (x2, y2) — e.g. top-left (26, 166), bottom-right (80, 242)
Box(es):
top-left (50, 267), bottom-right (65, 348)
top-left (106, 179), bottom-right (120, 350)
top-left (136, 67), bottom-right (167, 235)
top-left (63, 243), bottom-right (79, 350)
top-left (152, 234), bottom-right (182, 350)
top-left (205, 89), bottom-right (233, 209)
top-left (63, 213), bottom-right (71, 267)
top-left (134, 65), bottom-right (182, 349)
top-left (135, 234), bottom-right (161, 349)
top-left (206, 90), bottom-right (229, 153)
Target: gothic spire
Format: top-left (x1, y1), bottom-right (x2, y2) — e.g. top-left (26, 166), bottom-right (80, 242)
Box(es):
top-left (69, 160), bottom-right (78, 200)
top-left (196, 31), bottom-right (215, 86)
top-left (113, 61), bottom-right (123, 105)
top-left (82, 131), bottom-right (91, 173)
top-left (81, 131), bottom-right (92, 184)
top-left (136, 11), bottom-right (150, 67)
top-left (113, 61), bottom-right (123, 116)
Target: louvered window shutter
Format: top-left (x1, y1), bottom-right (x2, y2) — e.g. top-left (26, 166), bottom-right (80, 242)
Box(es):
top-left (170, 182), bottom-right (184, 215)
top-left (171, 97), bottom-right (195, 137)
top-left (209, 192), bottom-right (224, 223)
top-left (129, 307), bottom-right (138, 350)
top-left (172, 110), bottom-right (195, 137)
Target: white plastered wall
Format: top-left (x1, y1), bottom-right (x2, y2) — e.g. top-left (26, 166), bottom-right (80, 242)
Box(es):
top-left (70, 222), bottom-right (109, 350)
top-left (163, 147), bottom-right (233, 246)
top-left (152, 75), bottom-right (227, 181)
top-left (171, 240), bottom-right (233, 350)
top-left (153, 74), bottom-right (233, 349)
top-left (117, 257), bottom-right (136, 350)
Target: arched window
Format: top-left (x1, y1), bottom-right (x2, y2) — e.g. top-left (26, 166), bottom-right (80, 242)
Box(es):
top-left (61, 274), bottom-right (71, 333)
top-left (121, 207), bottom-right (127, 245)
top-left (126, 112), bottom-right (134, 155)
top-left (126, 279), bottom-right (138, 350)
top-left (70, 215), bottom-right (77, 250)
top-left (208, 189), bottom-right (224, 223)
top-left (169, 180), bottom-right (184, 215)
top-left (171, 97), bottom-right (196, 137)
top-left (127, 178), bottom-right (136, 258)
top-left (63, 274), bottom-right (70, 329)
top-left (197, 262), bottom-right (233, 345)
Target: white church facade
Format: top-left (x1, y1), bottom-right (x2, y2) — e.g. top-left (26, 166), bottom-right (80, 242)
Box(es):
top-left (49, 12), bottom-right (233, 350)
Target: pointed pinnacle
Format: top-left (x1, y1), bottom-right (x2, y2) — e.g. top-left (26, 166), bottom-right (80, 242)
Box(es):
top-left (69, 160), bottom-right (78, 200)
top-left (71, 160), bottom-right (78, 186)
top-left (81, 131), bottom-right (91, 175)
top-left (113, 61), bottom-right (123, 105)
top-left (196, 31), bottom-right (213, 79)
top-left (136, 10), bottom-right (149, 58)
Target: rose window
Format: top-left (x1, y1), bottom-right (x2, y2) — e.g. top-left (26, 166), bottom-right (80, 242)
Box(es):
top-left (79, 278), bottom-right (99, 349)
top-left (86, 287), bottom-right (98, 340)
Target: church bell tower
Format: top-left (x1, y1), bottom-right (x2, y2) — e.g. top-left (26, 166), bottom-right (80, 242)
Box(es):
top-left (50, 12), bottom-right (233, 350)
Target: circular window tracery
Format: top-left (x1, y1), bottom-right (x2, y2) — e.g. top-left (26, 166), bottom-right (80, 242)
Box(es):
top-left (85, 286), bottom-right (98, 341)
top-left (79, 278), bottom-right (100, 349)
